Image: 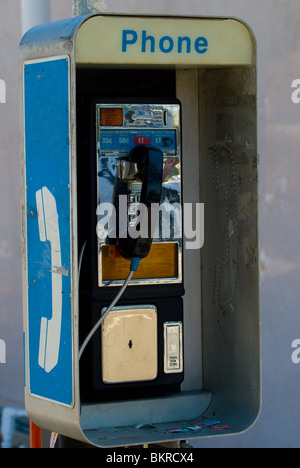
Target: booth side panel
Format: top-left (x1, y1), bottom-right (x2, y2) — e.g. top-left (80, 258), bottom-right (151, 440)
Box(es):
top-left (24, 56), bottom-right (74, 407)
top-left (199, 67), bottom-right (261, 430)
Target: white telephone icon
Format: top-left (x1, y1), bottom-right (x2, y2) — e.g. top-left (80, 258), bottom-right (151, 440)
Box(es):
top-left (36, 187), bottom-right (62, 373)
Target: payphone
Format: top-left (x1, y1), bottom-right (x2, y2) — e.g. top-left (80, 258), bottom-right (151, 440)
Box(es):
top-left (20, 13), bottom-right (260, 448)
top-left (78, 101), bottom-right (184, 400)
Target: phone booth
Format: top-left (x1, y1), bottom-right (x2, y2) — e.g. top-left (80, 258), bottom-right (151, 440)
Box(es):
top-left (20, 14), bottom-right (260, 447)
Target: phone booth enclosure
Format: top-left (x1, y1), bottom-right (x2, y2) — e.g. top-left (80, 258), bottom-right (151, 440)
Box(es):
top-left (20, 14), bottom-right (260, 447)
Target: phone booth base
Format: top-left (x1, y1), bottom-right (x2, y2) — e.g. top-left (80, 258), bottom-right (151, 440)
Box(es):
top-left (20, 14), bottom-right (260, 448)
top-left (81, 391), bottom-right (212, 447)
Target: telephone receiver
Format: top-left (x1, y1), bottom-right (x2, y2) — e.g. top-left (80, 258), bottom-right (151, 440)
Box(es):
top-left (115, 144), bottom-right (163, 259)
top-left (36, 187), bottom-right (62, 373)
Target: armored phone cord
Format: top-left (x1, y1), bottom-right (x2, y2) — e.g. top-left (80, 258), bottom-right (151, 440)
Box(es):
top-left (78, 256), bottom-right (141, 360)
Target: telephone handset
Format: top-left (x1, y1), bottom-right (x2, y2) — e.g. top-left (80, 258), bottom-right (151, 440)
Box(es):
top-left (115, 144), bottom-right (163, 259)
top-left (36, 186), bottom-right (62, 373)
top-left (79, 145), bottom-right (164, 361)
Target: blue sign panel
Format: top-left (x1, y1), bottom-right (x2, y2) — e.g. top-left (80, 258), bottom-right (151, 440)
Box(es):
top-left (24, 57), bottom-right (73, 406)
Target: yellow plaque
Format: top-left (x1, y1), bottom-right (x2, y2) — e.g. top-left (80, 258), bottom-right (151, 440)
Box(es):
top-left (76, 15), bottom-right (254, 67)
top-left (101, 243), bottom-right (179, 282)
top-left (101, 305), bottom-right (158, 384)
